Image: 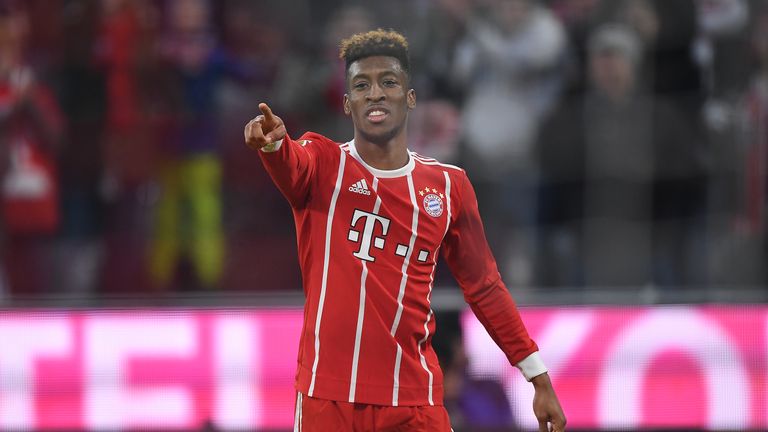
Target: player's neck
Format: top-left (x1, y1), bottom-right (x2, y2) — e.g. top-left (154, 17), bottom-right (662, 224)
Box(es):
top-left (353, 135), bottom-right (410, 171)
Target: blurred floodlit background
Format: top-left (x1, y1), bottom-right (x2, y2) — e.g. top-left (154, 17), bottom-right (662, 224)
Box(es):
top-left (0, 0), bottom-right (767, 430)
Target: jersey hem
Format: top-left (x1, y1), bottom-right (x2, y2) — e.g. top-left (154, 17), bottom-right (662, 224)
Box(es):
top-left (296, 363), bottom-right (444, 407)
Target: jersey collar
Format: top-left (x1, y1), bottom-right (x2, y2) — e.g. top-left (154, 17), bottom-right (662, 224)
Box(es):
top-left (347, 140), bottom-right (415, 178)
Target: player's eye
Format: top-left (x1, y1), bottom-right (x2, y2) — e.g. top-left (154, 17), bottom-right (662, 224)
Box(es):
top-left (354, 82), bottom-right (369, 90)
top-left (383, 79), bottom-right (398, 87)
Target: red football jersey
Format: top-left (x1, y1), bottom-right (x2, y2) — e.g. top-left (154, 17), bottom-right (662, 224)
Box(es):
top-left (259, 132), bottom-right (541, 407)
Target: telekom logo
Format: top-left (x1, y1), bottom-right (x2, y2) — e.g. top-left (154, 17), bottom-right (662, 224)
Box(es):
top-left (348, 209), bottom-right (391, 262)
top-left (0, 311), bottom-right (300, 431)
top-left (0, 307), bottom-right (766, 430)
top-left (463, 307), bottom-right (763, 430)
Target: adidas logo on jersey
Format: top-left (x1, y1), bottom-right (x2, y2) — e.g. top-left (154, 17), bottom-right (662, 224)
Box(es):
top-left (349, 179), bottom-right (371, 195)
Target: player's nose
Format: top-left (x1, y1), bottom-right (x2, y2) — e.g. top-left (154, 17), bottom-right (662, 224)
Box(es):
top-left (366, 83), bottom-right (385, 101)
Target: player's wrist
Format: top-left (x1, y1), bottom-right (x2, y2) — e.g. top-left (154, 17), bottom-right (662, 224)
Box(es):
top-left (530, 372), bottom-right (552, 390)
top-left (260, 138), bottom-right (284, 153)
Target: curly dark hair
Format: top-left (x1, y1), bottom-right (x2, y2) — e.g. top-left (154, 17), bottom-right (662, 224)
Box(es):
top-left (339, 29), bottom-right (410, 76)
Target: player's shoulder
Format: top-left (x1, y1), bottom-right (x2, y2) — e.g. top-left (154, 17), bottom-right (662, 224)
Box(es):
top-left (297, 132), bottom-right (349, 148)
top-left (411, 152), bottom-right (473, 201)
top-left (410, 151), bottom-right (465, 175)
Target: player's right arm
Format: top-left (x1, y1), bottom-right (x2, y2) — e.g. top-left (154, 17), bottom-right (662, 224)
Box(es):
top-left (244, 102), bottom-right (317, 207)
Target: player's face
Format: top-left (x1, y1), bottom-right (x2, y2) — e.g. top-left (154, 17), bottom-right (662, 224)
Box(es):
top-left (344, 56), bottom-right (416, 145)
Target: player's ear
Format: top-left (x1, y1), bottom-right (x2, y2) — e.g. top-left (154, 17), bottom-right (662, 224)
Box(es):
top-left (343, 94), bottom-right (351, 116)
top-left (407, 89), bottom-right (416, 110)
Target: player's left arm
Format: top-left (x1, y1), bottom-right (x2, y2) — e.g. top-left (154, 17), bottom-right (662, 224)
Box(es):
top-left (441, 172), bottom-right (566, 432)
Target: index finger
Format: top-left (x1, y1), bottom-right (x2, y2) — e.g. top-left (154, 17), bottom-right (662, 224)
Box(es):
top-left (259, 103), bottom-right (275, 122)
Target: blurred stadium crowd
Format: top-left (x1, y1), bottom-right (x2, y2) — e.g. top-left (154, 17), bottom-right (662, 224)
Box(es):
top-left (0, 0), bottom-right (767, 301)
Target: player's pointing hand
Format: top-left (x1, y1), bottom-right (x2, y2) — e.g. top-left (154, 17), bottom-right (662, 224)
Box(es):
top-left (244, 103), bottom-right (287, 150)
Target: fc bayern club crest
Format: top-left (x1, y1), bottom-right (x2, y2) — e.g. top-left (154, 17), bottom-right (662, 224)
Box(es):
top-left (423, 193), bottom-right (444, 218)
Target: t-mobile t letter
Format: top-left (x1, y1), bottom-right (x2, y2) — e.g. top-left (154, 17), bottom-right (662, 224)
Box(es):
top-left (348, 209), bottom-right (391, 262)
top-left (0, 318), bottom-right (71, 430)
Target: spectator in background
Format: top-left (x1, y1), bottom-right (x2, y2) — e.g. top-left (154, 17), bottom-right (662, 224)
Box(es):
top-left (435, 311), bottom-right (516, 431)
top-left (51, 0), bottom-right (107, 299)
top-left (695, 0), bottom-right (752, 105)
top-left (99, 0), bottom-right (160, 295)
top-left (214, 0), bottom-right (303, 291)
top-left (741, 4), bottom-right (768, 231)
top-left (407, 0), bottom-right (470, 166)
top-left (101, 0), bottom-right (161, 193)
top-left (148, 0), bottom-right (226, 291)
top-left (288, 5), bottom-right (375, 139)
top-left (537, 24), bottom-right (704, 288)
top-left (617, 0), bottom-right (708, 287)
top-left (0, 1), bottom-right (65, 297)
top-left (693, 0), bottom-right (754, 283)
top-left (452, 0), bottom-right (566, 286)
top-left (553, 0), bottom-right (704, 134)
top-left (732, 5), bottom-right (768, 285)
top-left (550, 0), bottom-right (610, 95)
top-left (636, 0), bottom-right (702, 131)
top-left (409, 0), bottom-right (472, 103)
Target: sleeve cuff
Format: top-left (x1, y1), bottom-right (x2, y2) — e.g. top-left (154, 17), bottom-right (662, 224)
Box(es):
top-left (259, 138), bottom-right (284, 153)
top-left (515, 351), bottom-right (548, 381)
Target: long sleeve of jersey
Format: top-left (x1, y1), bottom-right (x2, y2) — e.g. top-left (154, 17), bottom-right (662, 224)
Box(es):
top-left (257, 133), bottom-right (323, 208)
top-left (441, 173), bottom-right (539, 367)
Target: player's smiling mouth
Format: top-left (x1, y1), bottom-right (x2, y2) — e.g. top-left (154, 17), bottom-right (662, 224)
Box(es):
top-left (365, 107), bottom-right (389, 123)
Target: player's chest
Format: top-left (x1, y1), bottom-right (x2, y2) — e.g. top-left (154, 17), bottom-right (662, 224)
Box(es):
top-left (317, 164), bottom-right (452, 259)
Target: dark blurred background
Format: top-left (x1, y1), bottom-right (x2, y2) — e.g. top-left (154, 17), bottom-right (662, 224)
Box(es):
top-left (0, 0), bottom-right (766, 305)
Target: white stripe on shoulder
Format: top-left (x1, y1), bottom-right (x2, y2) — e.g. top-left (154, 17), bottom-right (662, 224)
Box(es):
top-left (415, 160), bottom-right (464, 171)
top-left (411, 153), bottom-right (436, 162)
top-left (411, 155), bottom-right (463, 171)
top-left (443, 171), bottom-right (453, 236)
